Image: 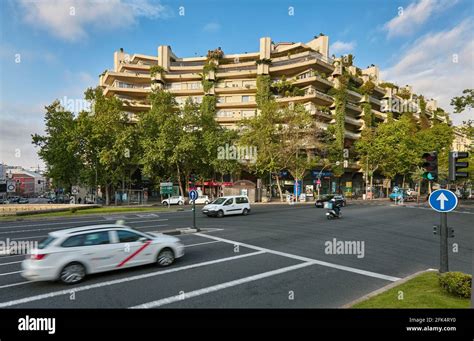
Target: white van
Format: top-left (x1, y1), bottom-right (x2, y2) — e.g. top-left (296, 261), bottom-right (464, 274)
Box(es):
top-left (202, 196), bottom-right (251, 217)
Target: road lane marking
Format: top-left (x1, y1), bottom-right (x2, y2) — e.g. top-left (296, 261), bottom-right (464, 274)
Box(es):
top-left (0, 251), bottom-right (265, 307)
top-left (0, 261), bottom-right (22, 266)
top-left (184, 241), bottom-right (221, 248)
top-left (0, 218), bottom-right (169, 230)
top-left (195, 233), bottom-right (401, 282)
top-left (0, 281), bottom-right (31, 289)
top-left (131, 261), bottom-right (316, 308)
top-left (0, 270), bottom-right (22, 276)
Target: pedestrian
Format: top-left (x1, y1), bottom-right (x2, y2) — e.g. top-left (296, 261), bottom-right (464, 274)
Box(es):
top-left (78, 197), bottom-right (82, 204)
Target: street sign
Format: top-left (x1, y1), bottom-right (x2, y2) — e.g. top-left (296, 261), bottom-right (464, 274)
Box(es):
top-left (189, 190), bottom-right (199, 232)
top-left (294, 180), bottom-right (302, 197)
top-left (72, 186), bottom-right (79, 195)
top-left (6, 181), bottom-right (16, 193)
top-left (160, 182), bottom-right (173, 195)
top-left (189, 190), bottom-right (198, 201)
top-left (429, 189), bottom-right (458, 213)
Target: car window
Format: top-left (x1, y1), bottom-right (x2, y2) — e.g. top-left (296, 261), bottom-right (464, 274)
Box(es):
top-left (224, 198), bottom-right (234, 206)
top-left (117, 230), bottom-right (141, 243)
top-left (236, 197), bottom-right (248, 204)
top-left (83, 232), bottom-right (110, 246)
top-left (61, 235), bottom-right (85, 248)
top-left (38, 236), bottom-right (56, 249)
top-left (212, 198), bottom-right (226, 205)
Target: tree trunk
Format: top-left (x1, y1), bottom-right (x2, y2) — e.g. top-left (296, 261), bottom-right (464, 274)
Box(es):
top-left (105, 184), bottom-right (110, 206)
top-left (402, 174), bottom-right (406, 191)
top-left (275, 174), bottom-right (284, 202)
top-left (185, 172), bottom-right (190, 195)
top-left (370, 174), bottom-right (374, 200)
top-left (176, 165), bottom-right (184, 197)
top-left (417, 179), bottom-right (421, 205)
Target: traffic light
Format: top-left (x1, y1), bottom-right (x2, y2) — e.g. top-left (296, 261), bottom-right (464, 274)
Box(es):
top-left (422, 151), bottom-right (438, 181)
top-left (448, 151), bottom-right (469, 181)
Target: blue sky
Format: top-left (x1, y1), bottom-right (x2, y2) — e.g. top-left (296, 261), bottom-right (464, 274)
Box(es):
top-left (1, 0), bottom-right (473, 168)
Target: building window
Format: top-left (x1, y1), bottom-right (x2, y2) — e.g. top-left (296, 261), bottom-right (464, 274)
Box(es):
top-left (242, 96), bottom-right (250, 103)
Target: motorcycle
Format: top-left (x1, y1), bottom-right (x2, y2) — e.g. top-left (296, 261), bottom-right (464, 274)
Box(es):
top-left (325, 201), bottom-right (342, 219)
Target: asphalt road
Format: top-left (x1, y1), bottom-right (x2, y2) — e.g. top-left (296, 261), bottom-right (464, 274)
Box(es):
top-left (0, 201), bottom-right (472, 308)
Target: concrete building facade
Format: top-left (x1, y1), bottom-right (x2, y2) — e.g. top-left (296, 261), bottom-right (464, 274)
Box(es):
top-left (99, 35), bottom-right (450, 197)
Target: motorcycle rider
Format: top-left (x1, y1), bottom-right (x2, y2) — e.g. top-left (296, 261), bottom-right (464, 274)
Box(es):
top-left (330, 197), bottom-right (342, 217)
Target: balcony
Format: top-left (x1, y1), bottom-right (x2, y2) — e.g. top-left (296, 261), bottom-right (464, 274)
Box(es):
top-left (346, 102), bottom-right (362, 113)
top-left (271, 51), bottom-right (334, 67)
top-left (344, 115), bottom-right (363, 127)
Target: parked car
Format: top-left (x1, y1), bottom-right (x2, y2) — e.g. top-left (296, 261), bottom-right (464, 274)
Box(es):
top-left (202, 196), bottom-right (251, 217)
top-left (161, 196), bottom-right (185, 206)
top-left (7, 196), bottom-right (20, 203)
top-left (21, 224), bottom-right (185, 284)
top-left (315, 194), bottom-right (346, 208)
top-left (48, 196), bottom-right (70, 204)
top-left (189, 195), bottom-right (210, 205)
top-left (18, 197), bottom-right (29, 204)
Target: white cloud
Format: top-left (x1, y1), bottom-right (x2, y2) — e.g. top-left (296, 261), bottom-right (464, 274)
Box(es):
top-left (384, 0), bottom-right (458, 38)
top-left (0, 102), bottom-right (45, 168)
top-left (381, 19), bottom-right (474, 125)
top-left (202, 22), bottom-right (221, 33)
top-left (18, 0), bottom-right (171, 41)
top-left (0, 70), bottom-right (96, 168)
top-left (330, 41), bottom-right (356, 54)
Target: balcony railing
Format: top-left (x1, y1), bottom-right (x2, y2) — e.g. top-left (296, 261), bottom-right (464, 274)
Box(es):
top-left (272, 52), bottom-right (334, 68)
top-left (170, 61), bottom-right (205, 67)
top-left (217, 66), bottom-right (257, 73)
top-left (113, 81), bottom-right (151, 90)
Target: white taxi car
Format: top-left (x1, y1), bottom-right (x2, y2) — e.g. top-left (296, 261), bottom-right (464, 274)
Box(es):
top-left (21, 224), bottom-right (185, 284)
top-left (202, 195), bottom-right (251, 217)
top-left (189, 195), bottom-right (210, 205)
top-left (161, 196), bottom-right (185, 206)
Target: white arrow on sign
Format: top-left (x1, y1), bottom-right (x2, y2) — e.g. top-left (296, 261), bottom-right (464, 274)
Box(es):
top-left (436, 192), bottom-right (448, 210)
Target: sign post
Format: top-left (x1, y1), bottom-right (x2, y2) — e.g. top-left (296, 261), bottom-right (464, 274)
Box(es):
top-left (189, 190), bottom-right (199, 232)
top-left (429, 189), bottom-right (458, 273)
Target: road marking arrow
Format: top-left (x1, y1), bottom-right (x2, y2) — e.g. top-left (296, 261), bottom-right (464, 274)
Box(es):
top-left (436, 192), bottom-right (448, 210)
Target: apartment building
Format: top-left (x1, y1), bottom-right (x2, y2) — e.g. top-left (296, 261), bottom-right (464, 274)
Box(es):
top-left (99, 35), bottom-right (448, 195)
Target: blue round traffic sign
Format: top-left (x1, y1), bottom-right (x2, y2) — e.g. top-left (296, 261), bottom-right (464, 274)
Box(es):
top-left (428, 189), bottom-right (458, 213)
top-left (189, 190), bottom-right (198, 201)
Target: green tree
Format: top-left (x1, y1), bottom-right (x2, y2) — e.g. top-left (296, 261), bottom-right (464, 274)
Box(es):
top-left (451, 89), bottom-right (474, 113)
top-left (240, 99), bottom-right (286, 201)
top-left (32, 101), bottom-right (82, 192)
top-left (279, 103), bottom-right (321, 183)
top-left (80, 87), bottom-right (140, 205)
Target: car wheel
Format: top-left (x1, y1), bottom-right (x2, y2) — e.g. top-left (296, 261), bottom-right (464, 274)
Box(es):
top-left (217, 210), bottom-right (224, 218)
top-left (178, 201), bottom-right (184, 206)
top-left (59, 262), bottom-right (86, 284)
top-left (162, 202), bottom-right (168, 206)
top-left (242, 208), bottom-right (249, 216)
top-left (157, 248), bottom-right (175, 267)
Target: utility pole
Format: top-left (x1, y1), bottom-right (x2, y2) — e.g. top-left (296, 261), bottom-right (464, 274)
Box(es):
top-left (439, 212), bottom-right (449, 273)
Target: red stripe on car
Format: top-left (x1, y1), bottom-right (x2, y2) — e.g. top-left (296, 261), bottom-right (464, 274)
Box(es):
top-left (117, 241), bottom-right (151, 267)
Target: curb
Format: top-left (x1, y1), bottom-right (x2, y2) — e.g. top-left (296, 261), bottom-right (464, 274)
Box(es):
top-left (342, 268), bottom-right (438, 308)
